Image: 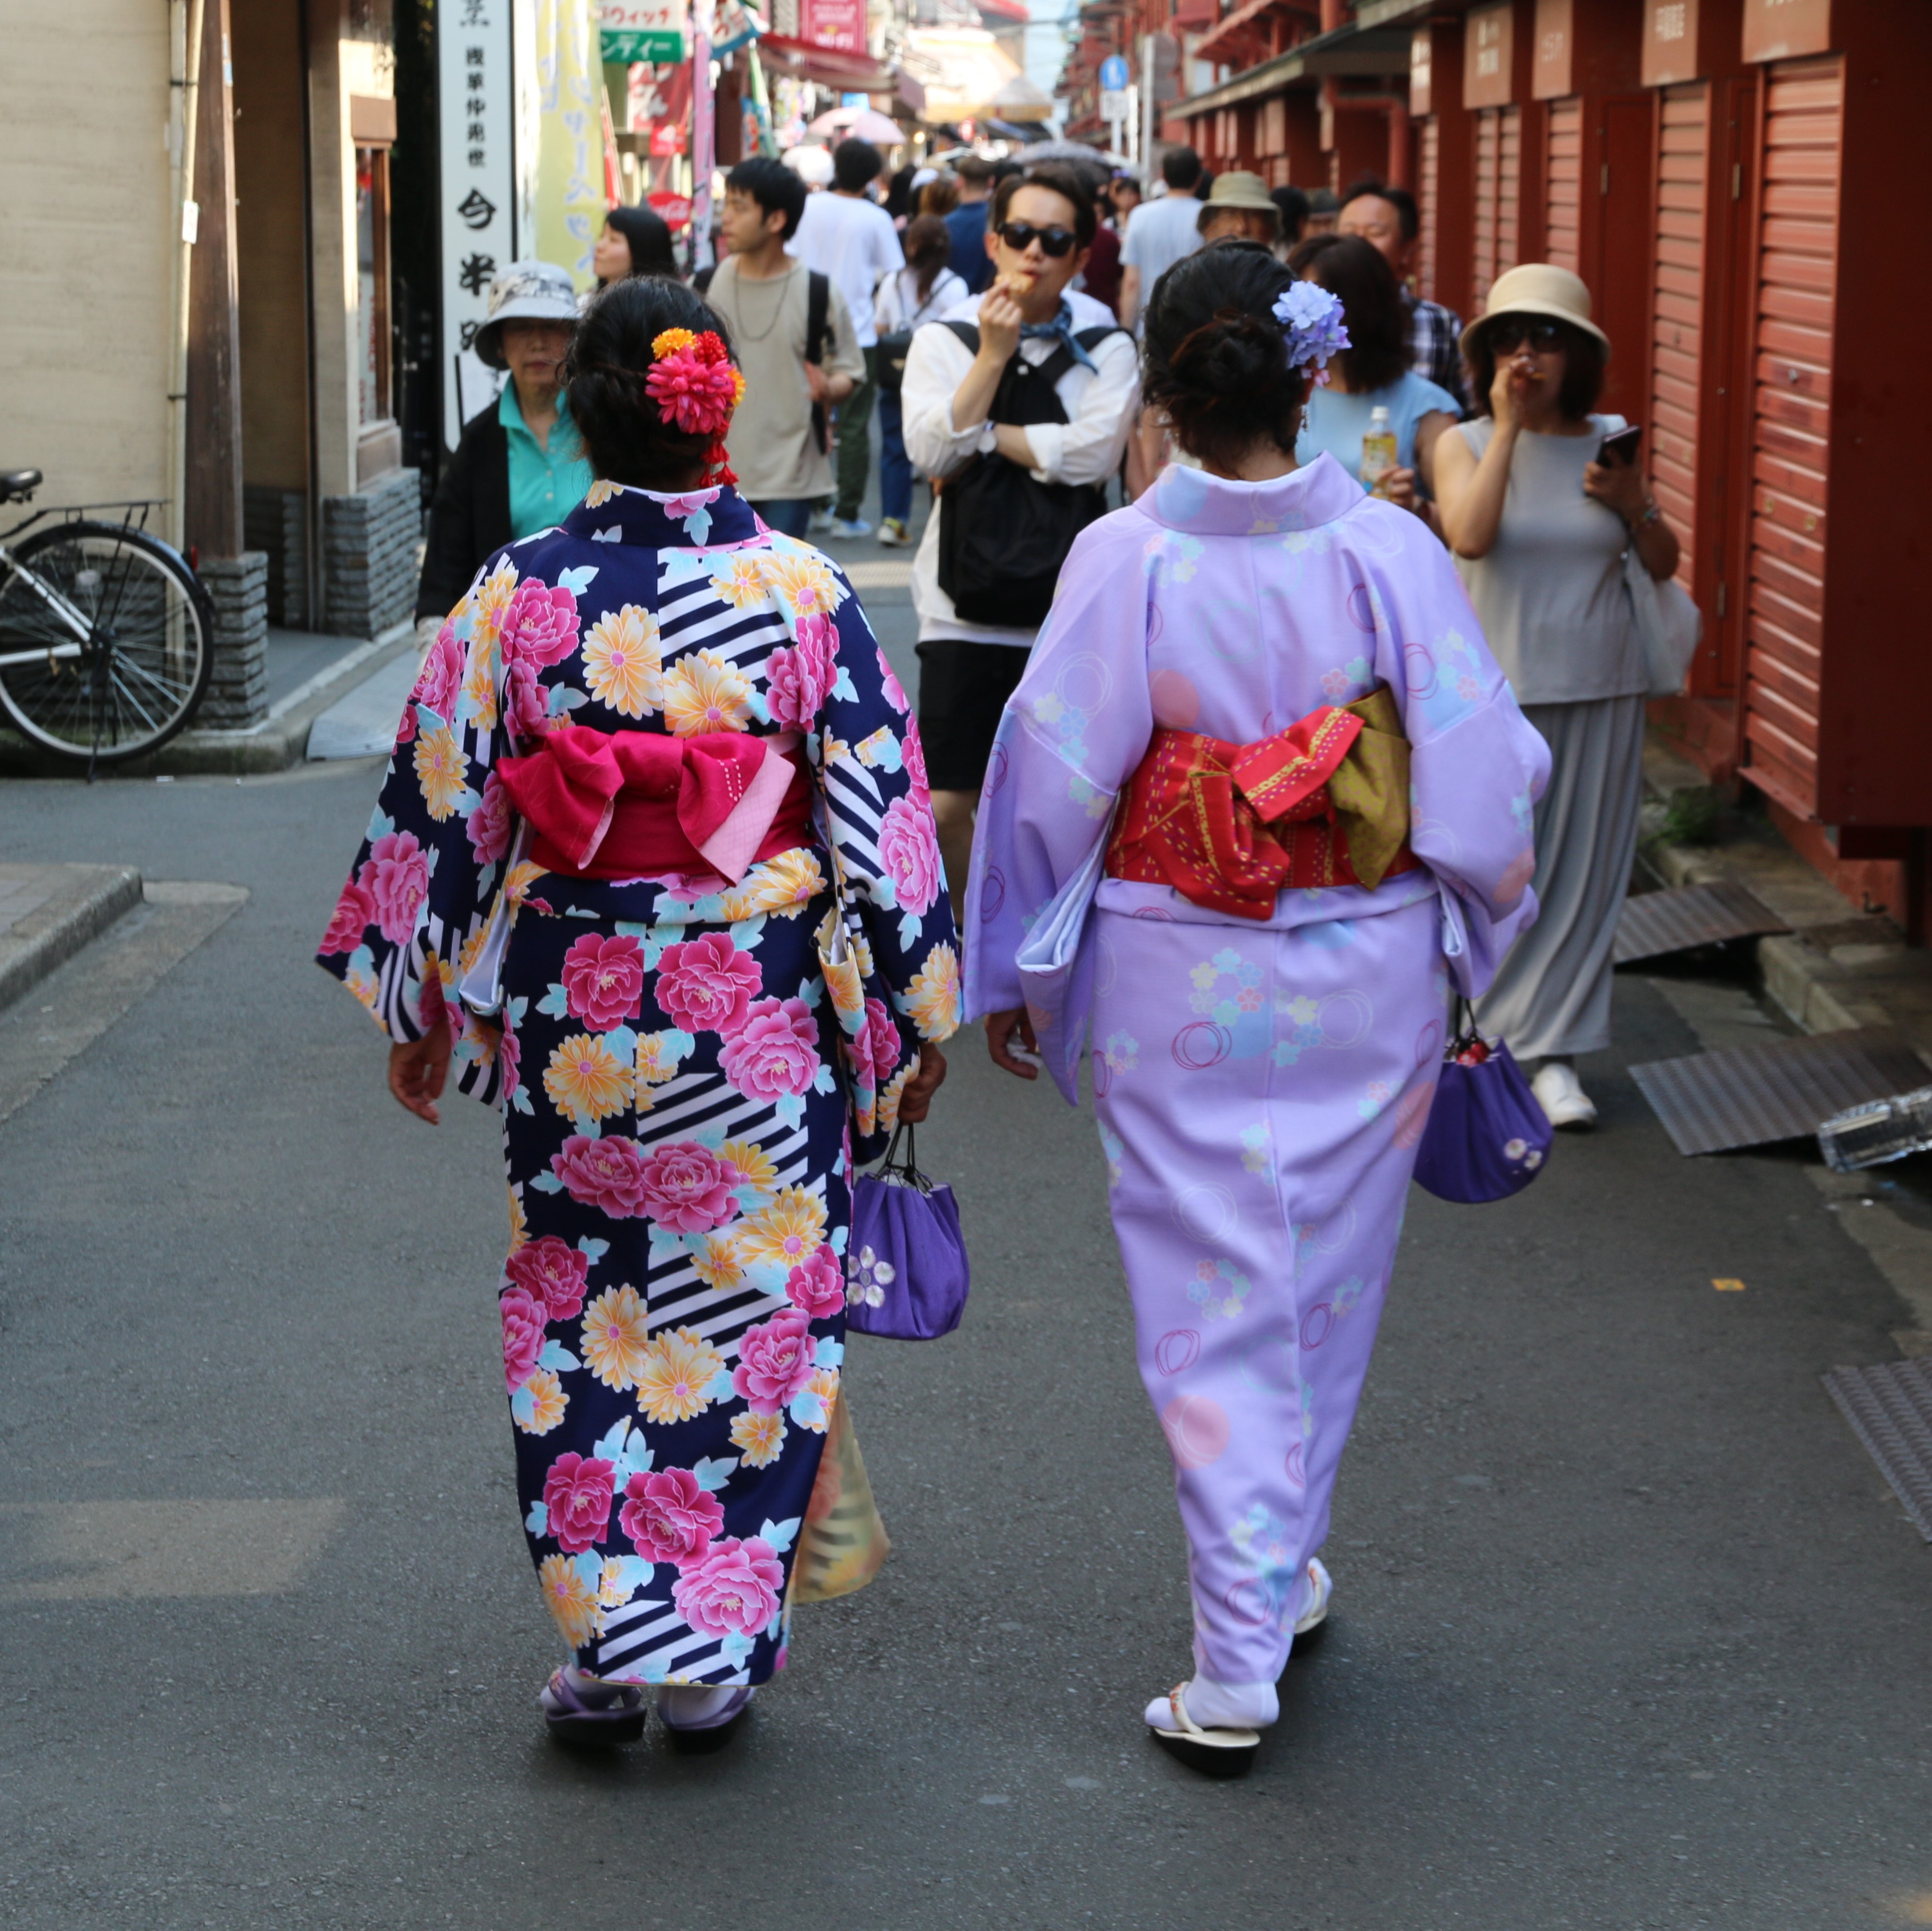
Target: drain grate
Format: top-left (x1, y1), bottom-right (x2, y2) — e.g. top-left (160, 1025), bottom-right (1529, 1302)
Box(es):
top-left (1822, 1360), bottom-right (1932, 1541)
top-left (1630, 1028), bottom-right (1931, 1156)
top-left (1615, 882), bottom-right (1791, 965)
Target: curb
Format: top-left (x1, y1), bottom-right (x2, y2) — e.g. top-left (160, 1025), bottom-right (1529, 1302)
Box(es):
top-left (0, 622), bottom-right (416, 780)
top-left (0, 863), bottom-right (144, 1013)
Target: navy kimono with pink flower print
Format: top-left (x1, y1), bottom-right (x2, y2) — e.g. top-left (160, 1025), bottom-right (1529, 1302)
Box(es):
top-left (317, 481), bottom-right (958, 1687)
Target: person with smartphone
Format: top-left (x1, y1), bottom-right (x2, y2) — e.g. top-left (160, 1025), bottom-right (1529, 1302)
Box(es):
top-left (1433, 264), bottom-right (1681, 1131)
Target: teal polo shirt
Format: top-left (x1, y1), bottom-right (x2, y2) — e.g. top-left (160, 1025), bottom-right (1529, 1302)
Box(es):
top-left (501, 383), bottom-right (595, 538)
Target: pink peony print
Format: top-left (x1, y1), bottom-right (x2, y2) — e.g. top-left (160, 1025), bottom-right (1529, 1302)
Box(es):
top-left (671, 1534), bottom-right (785, 1640)
top-left (415, 962), bottom-right (457, 1041)
top-left (561, 931), bottom-right (646, 1030)
top-left (412, 623), bottom-right (465, 720)
top-left (357, 830), bottom-right (431, 944)
top-left (619, 1467), bottom-right (724, 1565)
top-left (319, 879), bottom-right (374, 955)
top-left (719, 997), bottom-right (820, 1099)
top-left (500, 581), bottom-right (580, 668)
top-left (764, 613), bottom-right (838, 728)
top-left (503, 659), bottom-right (553, 742)
top-left (876, 646), bottom-right (910, 715)
top-left (901, 722), bottom-right (930, 801)
top-left (856, 996), bottom-right (902, 1091)
top-left (637, 1140), bottom-right (738, 1233)
top-left (655, 930), bottom-right (762, 1036)
top-left (500, 1286), bottom-right (547, 1392)
top-left (551, 1133), bottom-right (652, 1217)
top-left (499, 1015), bottom-right (523, 1097)
top-left (785, 1246), bottom-right (845, 1320)
top-left (876, 793), bottom-right (943, 917)
top-left (542, 1451), bottom-right (616, 1555)
top-left (731, 1308), bottom-right (818, 1413)
top-left (466, 770), bottom-right (514, 865)
top-left (505, 1235), bottom-right (590, 1323)
top-left (658, 488), bottom-right (721, 520)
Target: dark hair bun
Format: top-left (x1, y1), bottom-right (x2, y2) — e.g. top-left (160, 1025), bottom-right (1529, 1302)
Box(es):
top-left (564, 277), bottom-right (735, 491)
top-left (1142, 243), bottom-right (1305, 470)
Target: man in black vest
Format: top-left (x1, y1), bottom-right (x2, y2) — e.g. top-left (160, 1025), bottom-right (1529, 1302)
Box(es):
top-left (900, 164), bottom-right (1142, 912)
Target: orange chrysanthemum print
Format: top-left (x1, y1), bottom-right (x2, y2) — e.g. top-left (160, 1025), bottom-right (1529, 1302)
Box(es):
top-left (730, 1409), bottom-right (786, 1468)
top-left (663, 648), bottom-right (751, 735)
top-left (543, 1035), bottom-right (632, 1125)
top-left (580, 1283), bottom-right (651, 1391)
top-left (904, 942), bottom-right (962, 1041)
top-left (710, 555), bottom-right (768, 610)
top-left (539, 1553), bottom-right (602, 1648)
top-left (582, 604), bottom-right (663, 718)
top-left (762, 551), bottom-right (841, 617)
top-left (472, 554), bottom-right (519, 645)
top-left (738, 1185), bottom-right (826, 1269)
top-left (635, 1326), bottom-right (726, 1425)
top-left (514, 1368), bottom-right (568, 1435)
top-left (413, 723), bottom-right (468, 821)
top-left (690, 1231), bottom-right (745, 1293)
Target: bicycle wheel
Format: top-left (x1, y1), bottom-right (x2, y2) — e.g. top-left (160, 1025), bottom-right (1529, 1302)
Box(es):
top-left (0, 520), bottom-right (215, 763)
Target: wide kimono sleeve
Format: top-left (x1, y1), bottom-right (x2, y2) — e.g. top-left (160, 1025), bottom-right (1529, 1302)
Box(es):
top-left (962, 512), bottom-right (1157, 1100)
top-left (1354, 502), bottom-right (1552, 996)
top-left (802, 557), bottom-right (961, 1160)
top-left (314, 550), bottom-right (522, 1106)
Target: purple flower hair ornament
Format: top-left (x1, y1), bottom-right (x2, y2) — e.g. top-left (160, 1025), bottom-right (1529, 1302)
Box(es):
top-left (1272, 282), bottom-right (1350, 385)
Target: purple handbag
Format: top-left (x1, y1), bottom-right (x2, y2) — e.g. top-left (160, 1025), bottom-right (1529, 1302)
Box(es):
top-left (844, 1123), bottom-right (971, 1340)
top-left (1410, 1003), bottom-right (1552, 1205)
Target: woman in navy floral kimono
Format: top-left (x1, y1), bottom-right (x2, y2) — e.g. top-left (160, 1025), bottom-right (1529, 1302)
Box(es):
top-left (318, 279), bottom-right (958, 1748)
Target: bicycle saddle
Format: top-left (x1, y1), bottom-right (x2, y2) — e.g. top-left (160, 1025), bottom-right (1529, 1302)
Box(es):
top-left (0, 469), bottom-right (42, 502)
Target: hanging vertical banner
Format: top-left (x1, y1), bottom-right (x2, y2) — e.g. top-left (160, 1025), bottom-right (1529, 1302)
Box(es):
top-left (690, 0), bottom-right (715, 271)
top-left (440, 0), bottom-right (519, 447)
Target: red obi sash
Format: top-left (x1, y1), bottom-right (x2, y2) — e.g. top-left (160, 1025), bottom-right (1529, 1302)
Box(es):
top-left (1105, 685), bottom-right (1418, 920)
top-left (495, 724), bottom-right (815, 883)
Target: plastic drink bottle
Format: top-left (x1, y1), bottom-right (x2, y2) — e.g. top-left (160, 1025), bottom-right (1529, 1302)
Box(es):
top-left (1359, 406), bottom-right (1398, 496)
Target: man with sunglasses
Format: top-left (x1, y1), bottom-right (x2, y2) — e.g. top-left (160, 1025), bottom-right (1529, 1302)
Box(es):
top-left (901, 165), bottom-right (1141, 911)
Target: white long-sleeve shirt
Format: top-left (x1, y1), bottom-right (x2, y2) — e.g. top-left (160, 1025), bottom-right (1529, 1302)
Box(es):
top-left (900, 287), bottom-right (1141, 648)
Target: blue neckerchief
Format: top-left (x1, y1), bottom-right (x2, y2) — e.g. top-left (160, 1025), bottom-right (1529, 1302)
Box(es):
top-left (1019, 299), bottom-right (1096, 374)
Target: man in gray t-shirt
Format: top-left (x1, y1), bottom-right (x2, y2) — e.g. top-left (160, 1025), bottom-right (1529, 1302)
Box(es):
top-left (1119, 146), bottom-right (1206, 332)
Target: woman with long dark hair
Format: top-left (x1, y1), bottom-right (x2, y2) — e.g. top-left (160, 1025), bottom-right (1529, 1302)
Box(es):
top-left (967, 242), bottom-right (1548, 1775)
top-left (1288, 233), bottom-right (1458, 517)
top-left (318, 277), bottom-right (956, 1752)
top-left (593, 203), bottom-right (681, 285)
top-left (1433, 264), bottom-right (1680, 1129)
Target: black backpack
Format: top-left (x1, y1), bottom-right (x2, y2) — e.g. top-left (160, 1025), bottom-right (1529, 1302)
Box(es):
top-left (935, 321), bottom-right (1125, 628)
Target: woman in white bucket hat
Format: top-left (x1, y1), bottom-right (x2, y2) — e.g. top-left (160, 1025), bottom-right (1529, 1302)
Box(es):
top-left (1434, 264), bottom-right (1681, 1130)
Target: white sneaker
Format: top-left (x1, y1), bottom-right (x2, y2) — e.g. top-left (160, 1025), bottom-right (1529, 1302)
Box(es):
top-left (829, 515), bottom-right (872, 539)
top-left (876, 517), bottom-right (909, 547)
top-left (807, 508), bottom-right (834, 535)
top-left (1532, 1060), bottom-right (1598, 1130)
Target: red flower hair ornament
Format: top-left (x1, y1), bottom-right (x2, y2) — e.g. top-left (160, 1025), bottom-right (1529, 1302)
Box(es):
top-left (643, 328), bottom-right (744, 486)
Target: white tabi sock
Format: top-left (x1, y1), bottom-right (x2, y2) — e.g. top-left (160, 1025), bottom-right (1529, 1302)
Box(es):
top-left (657, 1682), bottom-right (752, 1729)
top-left (1143, 1674), bottom-right (1279, 1735)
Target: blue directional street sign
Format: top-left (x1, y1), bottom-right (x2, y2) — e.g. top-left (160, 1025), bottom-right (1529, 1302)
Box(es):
top-left (1099, 53), bottom-right (1130, 93)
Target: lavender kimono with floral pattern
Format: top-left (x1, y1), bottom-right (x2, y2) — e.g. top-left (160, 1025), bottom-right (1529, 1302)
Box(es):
top-left (318, 482), bottom-right (959, 1686)
top-left (964, 458), bottom-right (1549, 1688)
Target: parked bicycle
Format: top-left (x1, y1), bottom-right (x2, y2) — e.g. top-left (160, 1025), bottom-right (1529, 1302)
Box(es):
top-left (0, 469), bottom-right (214, 767)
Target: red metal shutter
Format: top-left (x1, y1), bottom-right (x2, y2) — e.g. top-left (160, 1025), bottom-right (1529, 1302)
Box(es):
top-left (1497, 105), bottom-right (1522, 279)
top-left (1544, 97), bottom-right (1582, 272)
top-left (1651, 82), bottom-right (1709, 594)
top-left (1417, 116), bottom-right (1441, 303)
top-left (1741, 55), bottom-right (1841, 819)
top-left (1473, 108), bottom-right (1500, 307)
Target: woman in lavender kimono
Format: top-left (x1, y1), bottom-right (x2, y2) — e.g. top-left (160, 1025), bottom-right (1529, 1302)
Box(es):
top-left (318, 279), bottom-right (958, 1750)
top-left (965, 245), bottom-right (1549, 1775)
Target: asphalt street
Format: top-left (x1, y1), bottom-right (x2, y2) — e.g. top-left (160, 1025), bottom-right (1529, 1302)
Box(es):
top-left (2, 542), bottom-right (1930, 1930)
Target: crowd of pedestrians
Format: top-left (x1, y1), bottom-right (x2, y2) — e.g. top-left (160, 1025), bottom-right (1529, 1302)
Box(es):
top-left (386, 131), bottom-right (1684, 1777)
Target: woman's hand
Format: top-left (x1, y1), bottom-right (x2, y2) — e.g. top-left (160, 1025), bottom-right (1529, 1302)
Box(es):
top-left (1376, 465), bottom-right (1419, 514)
top-left (895, 1044), bottom-right (949, 1124)
top-left (1583, 454), bottom-right (1648, 524)
top-left (389, 1027), bottom-right (455, 1125)
top-left (986, 1007), bottom-right (1040, 1081)
top-left (1489, 349), bottom-right (1539, 430)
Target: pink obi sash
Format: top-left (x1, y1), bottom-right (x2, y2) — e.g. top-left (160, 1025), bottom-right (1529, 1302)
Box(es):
top-left (495, 724), bottom-right (815, 883)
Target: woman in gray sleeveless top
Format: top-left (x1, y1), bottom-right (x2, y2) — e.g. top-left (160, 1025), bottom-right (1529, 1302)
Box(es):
top-left (1434, 265), bottom-right (1681, 1130)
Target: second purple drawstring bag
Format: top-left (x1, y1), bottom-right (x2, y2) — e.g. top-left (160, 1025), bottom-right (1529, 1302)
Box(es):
top-left (1411, 1002), bottom-right (1553, 1205)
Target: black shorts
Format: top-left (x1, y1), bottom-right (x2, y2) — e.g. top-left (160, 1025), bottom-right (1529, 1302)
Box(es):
top-left (915, 639), bottom-right (1029, 793)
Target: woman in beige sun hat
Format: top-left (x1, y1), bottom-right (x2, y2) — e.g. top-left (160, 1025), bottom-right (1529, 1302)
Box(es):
top-left (1433, 263), bottom-right (1682, 1131)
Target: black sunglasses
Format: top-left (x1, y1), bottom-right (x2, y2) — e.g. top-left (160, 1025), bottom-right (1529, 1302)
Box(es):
top-left (1485, 317), bottom-right (1564, 353)
top-left (997, 220), bottom-right (1078, 258)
